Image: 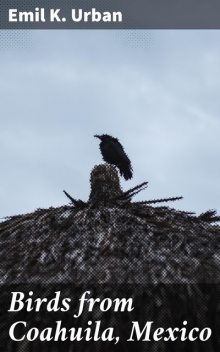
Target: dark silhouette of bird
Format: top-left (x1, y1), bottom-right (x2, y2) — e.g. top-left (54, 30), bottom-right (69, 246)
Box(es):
top-left (94, 134), bottom-right (133, 180)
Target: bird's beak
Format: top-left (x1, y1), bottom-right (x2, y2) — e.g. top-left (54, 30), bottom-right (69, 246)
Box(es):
top-left (94, 135), bottom-right (101, 139)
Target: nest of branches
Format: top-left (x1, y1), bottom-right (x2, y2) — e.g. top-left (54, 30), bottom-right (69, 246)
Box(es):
top-left (0, 164), bottom-right (220, 352)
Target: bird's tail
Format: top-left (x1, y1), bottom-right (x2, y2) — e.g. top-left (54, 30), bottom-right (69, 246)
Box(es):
top-left (119, 165), bottom-right (133, 180)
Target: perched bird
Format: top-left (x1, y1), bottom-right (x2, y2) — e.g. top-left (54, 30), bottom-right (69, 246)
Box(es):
top-left (94, 134), bottom-right (133, 180)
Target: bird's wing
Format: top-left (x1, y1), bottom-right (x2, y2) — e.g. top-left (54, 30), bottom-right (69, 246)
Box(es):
top-left (108, 140), bottom-right (131, 163)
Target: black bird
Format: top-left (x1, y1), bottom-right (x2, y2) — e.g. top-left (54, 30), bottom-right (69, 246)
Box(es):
top-left (94, 134), bottom-right (133, 180)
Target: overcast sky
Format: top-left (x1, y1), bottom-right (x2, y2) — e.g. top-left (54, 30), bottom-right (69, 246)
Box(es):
top-left (0, 30), bottom-right (219, 219)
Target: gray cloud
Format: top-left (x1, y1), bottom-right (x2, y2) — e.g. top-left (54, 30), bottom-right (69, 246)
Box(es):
top-left (0, 30), bottom-right (220, 218)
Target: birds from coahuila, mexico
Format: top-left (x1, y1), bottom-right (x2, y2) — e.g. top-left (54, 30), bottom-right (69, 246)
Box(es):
top-left (94, 134), bottom-right (133, 180)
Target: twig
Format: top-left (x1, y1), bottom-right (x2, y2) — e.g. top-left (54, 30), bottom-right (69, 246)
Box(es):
top-left (198, 209), bottom-right (220, 222)
top-left (63, 190), bottom-right (86, 207)
top-left (135, 196), bottom-right (183, 205)
top-left (116, 182), bottom-right (148, 201)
